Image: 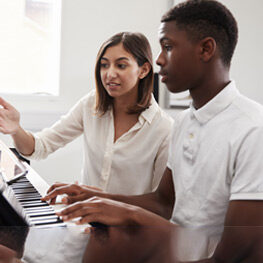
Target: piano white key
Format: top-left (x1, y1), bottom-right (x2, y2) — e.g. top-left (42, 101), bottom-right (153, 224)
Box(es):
top-left (30, 215), bottom-right (59, 222)
top-left (20, 201), bottom-right (46, 206)
top-left (16, 193), bottom-right (41, 197)
top-left (33, 221), bottom-right (67, 229)
top-left (24, 207), bottom-right (54, 213)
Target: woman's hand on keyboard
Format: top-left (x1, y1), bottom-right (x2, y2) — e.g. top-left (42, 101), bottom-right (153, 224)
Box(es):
top-left (42, 183), bottom-right (102, 205)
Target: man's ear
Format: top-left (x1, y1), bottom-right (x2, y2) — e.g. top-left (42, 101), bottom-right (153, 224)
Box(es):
top-left (199, 37), bottom-right (217, 62)
top-left (139, 62), bottom-right (151, 79)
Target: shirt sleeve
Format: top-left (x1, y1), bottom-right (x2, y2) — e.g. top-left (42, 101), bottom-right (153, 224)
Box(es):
top-left (23, 92), bottom-right (94, 160)
top-left (230, 126), bottom-right (263, 200)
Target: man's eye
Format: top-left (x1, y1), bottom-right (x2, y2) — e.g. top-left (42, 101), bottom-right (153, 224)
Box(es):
top-left (164, 45), bottom-right (172, 51)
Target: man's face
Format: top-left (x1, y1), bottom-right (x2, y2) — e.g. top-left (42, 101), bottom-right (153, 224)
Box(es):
top-left (156, 21), bottom-right (202, 93)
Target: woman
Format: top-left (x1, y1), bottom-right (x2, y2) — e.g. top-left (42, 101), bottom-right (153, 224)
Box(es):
top-left (0, 32), bottom-right (173, 195)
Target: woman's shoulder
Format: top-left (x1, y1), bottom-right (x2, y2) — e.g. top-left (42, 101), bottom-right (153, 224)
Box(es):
top-left (80, 89), bottom-right (96, 102)
top-left (77, 89), bottom-right (96, 109)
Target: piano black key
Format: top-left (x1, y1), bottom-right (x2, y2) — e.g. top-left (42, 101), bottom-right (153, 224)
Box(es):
top-left (34, 219), bottom-right (65, 226)
top-left (29, 211), bottom-right (56, 218)
top-left (22, 203), bottom-right (48, 209)
top-left (18, 198), bottom-right (44, 203)
top-left (22, 203), bottom-right (49, 209)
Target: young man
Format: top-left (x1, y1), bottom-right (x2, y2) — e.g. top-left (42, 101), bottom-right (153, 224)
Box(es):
top-left (43, 0), bottom-right (263, 261)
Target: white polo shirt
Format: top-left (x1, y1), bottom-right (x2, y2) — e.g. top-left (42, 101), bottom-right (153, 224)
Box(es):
top-left (168, 81), bottom-right (263, 260)
top-left (28, 90), bottom-right (173, 195)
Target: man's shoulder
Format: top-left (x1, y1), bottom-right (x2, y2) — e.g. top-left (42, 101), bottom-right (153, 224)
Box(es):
top-left (232, 94), bottom-right (263, 125)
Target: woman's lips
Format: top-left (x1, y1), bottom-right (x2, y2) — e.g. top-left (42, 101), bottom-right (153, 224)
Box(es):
top-left (106, 83), bottom-right (120, 89)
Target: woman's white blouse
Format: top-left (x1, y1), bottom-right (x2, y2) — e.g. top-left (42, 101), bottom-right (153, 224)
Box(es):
top-left (29, 90), bottom-right (174, 195)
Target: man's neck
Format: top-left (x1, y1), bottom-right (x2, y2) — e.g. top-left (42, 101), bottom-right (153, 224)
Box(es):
top-left (190, 64), bottom-right (230, 109)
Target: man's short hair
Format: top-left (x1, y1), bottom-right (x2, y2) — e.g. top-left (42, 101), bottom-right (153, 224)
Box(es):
top-left (161, 0), bottom-right (238, 66)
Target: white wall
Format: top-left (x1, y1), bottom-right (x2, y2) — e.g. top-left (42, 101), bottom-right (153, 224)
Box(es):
top-left (172, 0), bottom-right (263, 104)
top-left (0, 0), bottom-right (172, 184)
top-left (220, 0), bottom-right (263, 104)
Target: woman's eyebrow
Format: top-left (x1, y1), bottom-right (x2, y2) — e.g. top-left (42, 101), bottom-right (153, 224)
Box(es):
top-left (116, 57), bottom-right (129, 61)
top-left (100, 57), bottom-right (108, 61)
top-left (101, 57), bottom-right (129, 62)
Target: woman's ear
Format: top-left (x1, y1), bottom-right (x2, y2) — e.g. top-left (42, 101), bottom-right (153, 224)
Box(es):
top-left (199, 37), bottom-right (217, 62)
top-left (139, 62), bottom-right (151, 79)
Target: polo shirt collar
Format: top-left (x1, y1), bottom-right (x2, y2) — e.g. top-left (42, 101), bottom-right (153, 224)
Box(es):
top-left (139, 94), bottom-right (158, 125)
top-left (190, 81), bottom-right (240, 124)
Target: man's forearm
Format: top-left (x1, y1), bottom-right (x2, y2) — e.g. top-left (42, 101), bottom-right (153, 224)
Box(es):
top-left (98, 191), bottom-right (173, 219)
top-left (83, 168), bottom-right (175, 219)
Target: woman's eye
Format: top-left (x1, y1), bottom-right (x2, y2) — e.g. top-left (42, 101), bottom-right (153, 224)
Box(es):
top-left (100, 63), bottom-right (109, 68)
top-left (118, 64), bottom-right (127, 69)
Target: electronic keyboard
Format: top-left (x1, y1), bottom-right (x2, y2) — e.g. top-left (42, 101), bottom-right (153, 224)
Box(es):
top-left (1, 161), bottom-right (66, 228)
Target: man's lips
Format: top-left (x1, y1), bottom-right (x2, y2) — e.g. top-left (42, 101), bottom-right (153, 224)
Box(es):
top-left (158, 71), bottom-right (168, 82)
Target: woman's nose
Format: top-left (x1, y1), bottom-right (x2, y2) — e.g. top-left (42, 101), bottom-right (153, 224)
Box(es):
top-left (106, 66), bottom-right (117, 79)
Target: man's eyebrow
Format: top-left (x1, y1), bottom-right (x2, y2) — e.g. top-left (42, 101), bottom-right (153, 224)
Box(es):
top-left (160, 37), bottom-right (170, 43)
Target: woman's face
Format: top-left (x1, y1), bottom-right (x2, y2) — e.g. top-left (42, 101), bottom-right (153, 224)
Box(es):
top-left (100, 43), bottom-right (145, 101)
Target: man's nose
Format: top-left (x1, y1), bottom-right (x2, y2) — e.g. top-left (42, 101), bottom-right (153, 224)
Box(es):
top-left (155, 50), bottom-right (164, 66)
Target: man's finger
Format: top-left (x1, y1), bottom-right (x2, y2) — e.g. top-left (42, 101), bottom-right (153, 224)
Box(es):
top-left (42, 188), bottom-right (65, 201)
top-left (46, 183), bottom-right (67, 194)
top-left (57, 202), bottom-right (85, 216)
top-left (66, 193), bottom-right (89, 204)
top-left (42, 185), bottom-right (79, 201)
top-left (57, 201), bottom-right (97, 217)
top-left (49, 196), bottom-right (58, 205)
top-left (61, 208), bottom-right (93, 221)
